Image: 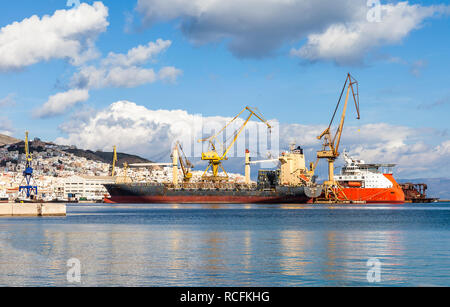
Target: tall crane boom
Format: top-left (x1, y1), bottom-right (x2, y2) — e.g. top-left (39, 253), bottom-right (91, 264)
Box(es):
top-left (315, 73), bottom-right (360, 198)
top-left (111, 145), bottom-right (118, 177)
top-left (19, 131), bottom-right (38, 199)
top-left (24, 131), bottom-right (32, 163)
top-left (175, 141), bottom-right (194, 182)
top-left (198, 106), bottom-right (272, 181)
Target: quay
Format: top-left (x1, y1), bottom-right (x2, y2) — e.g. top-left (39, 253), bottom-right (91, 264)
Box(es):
top-left (0, 203), bottom-right (66, 217)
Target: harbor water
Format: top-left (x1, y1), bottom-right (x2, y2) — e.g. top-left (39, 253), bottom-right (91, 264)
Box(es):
top-left (0, 203), bottom-right (450, 286)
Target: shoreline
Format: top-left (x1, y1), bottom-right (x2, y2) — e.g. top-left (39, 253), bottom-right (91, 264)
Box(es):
top-left (0, 203), bottom-right (66, 217)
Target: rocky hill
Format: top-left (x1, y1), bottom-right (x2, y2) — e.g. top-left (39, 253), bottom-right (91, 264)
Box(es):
top-left (0, 133), bottom-right (151, 166)
top-left (0, 133), bottom-right (20, 146)
top-left (64, 148), bottom-right (150, 166)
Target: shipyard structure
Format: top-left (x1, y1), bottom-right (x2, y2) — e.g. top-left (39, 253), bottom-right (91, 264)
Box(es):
top-left (104, 145), bottom-right (322, 204)
top-left (3, 74), bottom-right (420, 205)
top-left (104, 74), bottom-right (408, 205)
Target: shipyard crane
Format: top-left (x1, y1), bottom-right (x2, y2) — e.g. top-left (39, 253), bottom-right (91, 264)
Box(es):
top-left (314, 73), bottom-right (360, 200)
top-left (116, 162), bottom-right (132, 184)
top-left (198, 106), bottom-right (272, 181)
top-left (19, 131), bottom-right (38, 199)
top-left (111, 145), bottom-right (118, 177)
top-left (112, 145), bottom-right (172, 171)
top-left (130, 142), bottom-right (194, 184)
top-left (244, 149), bottom-right (279, 184)
top-left (174, 141), bottom-right (194, 182)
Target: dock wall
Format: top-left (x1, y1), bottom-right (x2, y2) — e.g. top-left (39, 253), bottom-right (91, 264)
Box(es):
top-left (0, 203), bottom-right (66, 217)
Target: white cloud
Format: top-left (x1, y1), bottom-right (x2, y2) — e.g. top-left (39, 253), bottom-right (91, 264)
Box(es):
top-left (56, 101), bottom-right (206, 158)
top-left (291, 2), bottom-right (447, 65)
top-left (136, 0), bottom-right (448, 61)
top-left (56, 101), bottom-right (450, 178)
top-left (0, 117), bottom-right (14, 136)
top-left (0, 2), bottom-right (109, 71)
top-left (0, 93), bottom-right (16, 107)
top-left (36, 89), bottom-right (89, 118)
top-left (136, 0), bottom-right (356, 58)
top-left (38, 38), bottom-right (182, 117)
top-left (102, 39), bottom-right (172, 67)
top-left (72, 66), bottom-right (159, 88)
top-left (70, 39), bottom-right (180, 89)
top-left (158, 66), bottom-right (183, 83)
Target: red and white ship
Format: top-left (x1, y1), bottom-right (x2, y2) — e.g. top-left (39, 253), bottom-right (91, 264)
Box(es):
top-left (335, 152), bottom-right (405, 204)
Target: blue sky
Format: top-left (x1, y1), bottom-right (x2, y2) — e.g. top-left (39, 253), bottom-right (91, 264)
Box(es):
top-left (0, 0), bottom-right (449, 178)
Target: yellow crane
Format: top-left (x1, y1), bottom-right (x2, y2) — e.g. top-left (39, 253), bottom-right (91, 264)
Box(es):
top-left (175, 141), bottom-right (194, 182)
top-left (314, 73), bottom-right (361, 200)
top-left (198, 106), bottom-right (272, 181)
top-left (24, 131), bottom-right (32, 164)
top-left (111, 145), bottom-right (118, 177)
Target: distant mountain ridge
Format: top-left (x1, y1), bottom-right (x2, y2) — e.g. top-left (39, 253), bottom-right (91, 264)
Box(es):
top-left (0, 133), bottom-right (20, 146)
top-left (0, 133), bottom-right (150, 166)
top-left (64, 148), bottom-right (150, 166)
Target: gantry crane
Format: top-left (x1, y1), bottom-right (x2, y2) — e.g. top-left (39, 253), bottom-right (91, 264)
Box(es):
top-left (19, 131), bottom-right (38, 199)
top-left (198, 106), bottom-right (272, 181)
top-left (313, 73), bottom-right (361, 200)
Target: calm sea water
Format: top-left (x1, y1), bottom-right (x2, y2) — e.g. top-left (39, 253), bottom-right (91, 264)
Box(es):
top-left (0, 202), bottom-right (449, 287)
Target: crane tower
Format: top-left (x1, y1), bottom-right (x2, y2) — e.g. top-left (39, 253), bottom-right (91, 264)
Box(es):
top-left (19, 131), bottom-right (38, 199)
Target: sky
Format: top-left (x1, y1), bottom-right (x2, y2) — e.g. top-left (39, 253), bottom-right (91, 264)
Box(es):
top-left (0, 0), bottom-right (449, 179)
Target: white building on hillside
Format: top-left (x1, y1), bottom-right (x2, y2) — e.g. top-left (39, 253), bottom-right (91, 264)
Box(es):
top-left (61, 175), bottom-right (115, 201)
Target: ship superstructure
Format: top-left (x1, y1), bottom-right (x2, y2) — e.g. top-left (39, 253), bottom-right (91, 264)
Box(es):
top-left (334, 151), bottom-right (405, 203)
top-left (104, 144), bottom-right (322, 204)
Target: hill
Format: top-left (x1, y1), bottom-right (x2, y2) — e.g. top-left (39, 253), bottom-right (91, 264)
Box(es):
top-left (1, 135), bottom-right (152, 167)
top-left (0, 133), bottom-right (20, 146)
top-left (64, 148), bottom-right (151, 166)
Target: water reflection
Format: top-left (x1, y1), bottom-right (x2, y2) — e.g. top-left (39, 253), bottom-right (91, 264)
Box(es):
top-left (0, 204), bottom-right (449, 286)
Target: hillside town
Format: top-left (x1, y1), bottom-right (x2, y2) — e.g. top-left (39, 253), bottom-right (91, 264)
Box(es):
top-left (0, 134), bottom-right (247, 202)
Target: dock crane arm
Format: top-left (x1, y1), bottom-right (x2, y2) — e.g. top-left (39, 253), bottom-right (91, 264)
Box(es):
top-left (319, 73), bottom-right (360, 157)
top-left (198, 106), bottom-right (272, 180)
top-left (331, 73), bottom-right (360, 155)
top-left (24, 131), bottom-right (32, 163)
top-left (175, 141), bottom-right (194, 181)
top-left (314, 73), bottom-right (360, 181)
top-left (222, 108), bottom-right (270, 160)
top-left (111, 145), bottom-right (118, 177)
top-left (199, 106), bottom-right (271, 156)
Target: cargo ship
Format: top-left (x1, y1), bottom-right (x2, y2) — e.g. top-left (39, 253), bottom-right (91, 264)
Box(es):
top-left (104, 182), bottom-right (321, 204)
top-left (334, 152), bottom-right (405, 203)
top-left (104, 145), bottom-right (323, 204)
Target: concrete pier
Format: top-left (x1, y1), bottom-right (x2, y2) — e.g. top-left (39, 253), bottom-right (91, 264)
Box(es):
top-left (0, 203), bottom-right (66, 217)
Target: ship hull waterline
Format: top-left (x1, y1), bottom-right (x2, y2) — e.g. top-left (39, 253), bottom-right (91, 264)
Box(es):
top-left (338, 188), bottom-right (405, 204)
top-left (335, 173), bottom-right (405, 204)
top-left (103, 184), bottom-right (322, 204)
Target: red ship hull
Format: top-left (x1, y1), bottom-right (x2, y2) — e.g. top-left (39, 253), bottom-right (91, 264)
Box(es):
top-left (337, 174), bottom-right (405, 204)
top-left (103, 183), bottom-right (321, 204)
top-left (104, 195), bottom-right (314, 204)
